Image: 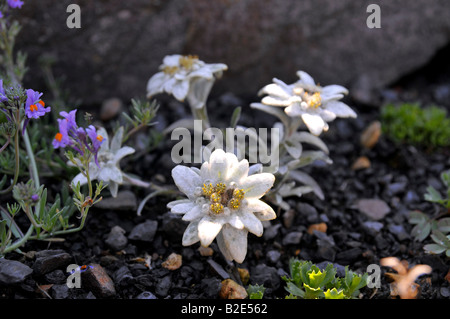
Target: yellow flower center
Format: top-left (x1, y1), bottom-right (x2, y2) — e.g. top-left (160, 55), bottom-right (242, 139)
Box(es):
top-left (162, 66), bottom-right (179, 75)
top-left (202, 182), bottom-right (245, 215)
top-left (306, 92), bottom-right (322, 109)
top-left (179, 55), bottom-right (198, 70)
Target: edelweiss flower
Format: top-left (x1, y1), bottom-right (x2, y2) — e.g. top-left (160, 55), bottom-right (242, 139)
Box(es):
top-left (167, 149), bottom-right (276, 263)
top-left (69, 126), bottom-right (149, 197)
top-left (255, 71), bottom-right (356, 136)
top-left (146, 54), bottom-right (228, 109)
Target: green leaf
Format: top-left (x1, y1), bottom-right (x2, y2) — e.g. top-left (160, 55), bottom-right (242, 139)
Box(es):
top-left (285, 281), bottom-right (305, 298)
top-left (437, 218), bottom-right (450, 234)
top-left (424, 186), bottom-right (442, 202)
top-left (411, 221), bottom-right (432, 242)
top-left (303, 283), bottom-right (323, 299)
top-left (247, 284), bottom-right (265, 299)
top-left (324, 288), bottom-right (345, 299)
top-left (424, 243), bottom-right (446, 255)
top-left (308, 269), bottom-right (326, 288)
top-left (230, 106), bottom-right (242, 129)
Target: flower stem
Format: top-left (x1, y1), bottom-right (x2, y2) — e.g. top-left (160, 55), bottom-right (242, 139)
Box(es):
top-left (0, 126), bottom-right (20, 194)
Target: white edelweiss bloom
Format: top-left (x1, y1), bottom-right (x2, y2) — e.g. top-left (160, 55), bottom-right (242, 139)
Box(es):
top-left (256, 71), bottom-right (356, 136)
top-left (69, 127), bottom-right (150, 197)
top-left (167, 149), bottom-right (276, 263)
top-left (146, 54), bottom-right (228, 109)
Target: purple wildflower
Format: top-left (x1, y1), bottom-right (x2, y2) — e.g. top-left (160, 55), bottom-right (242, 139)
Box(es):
top-left (24, 89), bottom-right (50, 119)
top-left (7, 0), bottom-right (24, 9)
top-left (59, 110), bottom-right (77, 130)
top-left (52, 118), bottom-right (71, 149)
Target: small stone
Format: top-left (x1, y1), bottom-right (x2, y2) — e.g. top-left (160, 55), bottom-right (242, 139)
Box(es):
top-left (297, 202), bottom-right (319, 223)
top-left (33, 250), bottom-right (72, 276)
top-left (283, 209), bottom-right (296, 228)
top-left (198, 246), bottom-right (214, 257)
top-left (356, 199), bottom-right (391, 220)
top-left (81, 264), bottom-right (116, 298)
top-left (440, 287), bottom-right (450, 298)
top-left (0, 259), bottom-right (33, 285)
top-left (237, 268), bottom-right (250, 285)
top-left (219, 279), bottom-right (247, 299)
top-left (51, 284), bottom-right (70, 299)
top-left (200, 278), bottom-right (222, 298)
top-left (105, 226), bottom-right (128, 251)
top-left (95, 190), bottom-right (137, 211)
top-left (266, 250), bottom-right (281, 264)
top-left (360, 121), bottom-right (381, 149)
top-left (362, 221), bottom-right (384, 234)
top-left (263, 223), bottom-right (281, 240)
top-left (100, 97), bottom-right (123, 121)
top-left (307, 223), bottom-right (327, 234)
top-left (161, 212), bottom-right (188, 241)
top-left (282, 231), bottom-right (303, 245)
top-left (44, 270), bottom-right (66, 284)
top-left (128, 220), bottom-right (158, 242)
top-left (155, 275), bottom-right (172, 297)
top-left (114, 266), bottom-right (133, 287)
top-left (388, 224), bottom-right (410, 241)
top-left (162, 253), bottom-right (182, 271)
top-left (135, 291), bottom-right (158, 299)
top-left (250, 264), bottom-right (281, 290)
top-left (336, 248), bottom-right (362, 264)
top-left (351, 156), bottom-right (371, 170)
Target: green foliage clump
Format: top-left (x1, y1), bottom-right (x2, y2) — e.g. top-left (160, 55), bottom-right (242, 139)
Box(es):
top-left (246, 284), bottom-right (266, 299)
top-left (282, 259), bottom-right (368, 299)
top-left (380, 103), bottom-right (450, 149)
top-left (409, 170), bottom-right (450, 256)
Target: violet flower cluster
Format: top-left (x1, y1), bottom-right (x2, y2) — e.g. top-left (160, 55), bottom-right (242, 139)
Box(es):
top-left (52, 109), bottom-right (105, 166)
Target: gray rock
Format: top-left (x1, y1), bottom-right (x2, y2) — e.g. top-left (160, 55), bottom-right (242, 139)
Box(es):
top-left (362, 221), bottom-right (384, 235)
top-left (44, 270), bottom-right (66, 284)
top-left (356, 199), bottom-right (391, 220)
top-left (105, 226), bottom-right (128, 251)
top-left (266, 250), bottom-right (281, 264)
top-left (135, 291), bottom-right (158, 299)
top-left (336, 248), bottom-right (362, 264)
top-left (296, 202), bottom-right (319, 223)
top-left (161, 212), bottom-right (188, 241)
top-left (250, 264), bottom-right (281, 290)
top-left (316, 261), bottom-right (346, 278)
top-left (128, 220), bottom-right (158, 242)
top-left (0, 259), bottom-right (33, 285)
top-left (155, 275), bottom-right (172, 297)
top-left (18, 1), bottom-right (450, 105)
top-left (95, 190), bottom-right (137, 211)
top-left (51, 284), bottom-right (70, 299)
top-left (114, 266), bottom-right (133, 287)
top-left (282, 231), bottom-right (303, 245)
top-left (388, 224), bottom-right (410, 241)
top-left (33, 250), bottom-right (72, 276)
top-left (200, 277), bottom-right (222, 298)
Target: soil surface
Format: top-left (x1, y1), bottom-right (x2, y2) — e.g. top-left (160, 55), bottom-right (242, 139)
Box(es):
top-left (0, 46), bottom-right (449, 300)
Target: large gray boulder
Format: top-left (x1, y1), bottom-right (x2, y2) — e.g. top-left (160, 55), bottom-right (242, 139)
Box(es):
top-left (16, 0), bottom-right (450, 105)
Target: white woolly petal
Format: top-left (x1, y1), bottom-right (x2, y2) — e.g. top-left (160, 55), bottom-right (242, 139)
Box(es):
top-left (258, 83), bottom-right (291, 99)
top-left (99, 166), bottom-right (123, 184)
top-left (146, 72), bottom-right (167, 97)
top-left (113, 146), bottom-right (135, 163)
top-left (301, 113), bottom-right (326, 136)
top-left (245, 199), bottom-right (276, 221)
top-left (172, 80), bottom-right (190, 101)
top-left (189, 67), bottom-right (214, 80)
top-left (221, 224), bottom-right (248, 263)
top-left (325, 101), bottom-right (357, 118)
top-left (162, 54), bottom-right (182, 67)
top-left (216, 231), bottom-right (234, 261)
top-left (226, 158), bottom-right (249, 183)
top-left (320, 109), bottom-right (337, 122)
top-left (171, 165), bottom-right (202, 199)
top-left (171, 201), bottom-right (196, 214)
top-left (110, 126), bottom-right (124, 153)
top-left (182, 205), bottom-right (204, 221)
top-left (284, 103), bottom-right (304, 117)
top-left (240, 211), bottom-right (264, 236)
top-left (227, 214), bottom-right (245, 230)
top-left (321, 84), bottom-right (348, 96)
top-left (198, 216), bottom-right (224, 247)
top-left (240, 173), bottom-right (275, 199)
top-left (182, 220), bottom-right (200, 246)
top-left (296, 70), bottom-right (316, 86)
top-left (261, 96), bottom-right (291, 107)
top-left (108, 181), bottom-right (119, 198)
top-left (208, 149), bottom-right (229, 182)
top-left (167, 199), bottom-right (192, 209)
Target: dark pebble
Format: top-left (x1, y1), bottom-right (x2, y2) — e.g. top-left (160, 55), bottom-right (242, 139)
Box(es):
top-left (200, 277), bottom-right (222, 298)
top-left (33, 250), bottom-right (72, 276)
top-left (0, 259), bottom-right (33, 285)
top-left (250, 264), bottom-right (281, 290)
top-left (44, 270), bottom-right (66, 284)
top-left (335, 248), bottom-right (362, 264)
top-left (135, 291), bottom-right (158, 299)
top-left (266, 250), bottom-right (281, 264)
top-left (105, 226), bottom-right (128, 251)
top-left (282, 231), bottom-right (303, 245)
top-left (81, 264), bottom-right (116, 298)
top-left (161, 212), bottom-right (188, 242)
top-left (51, 284), bottom-right (70, 299)
top-left (128, 220), bottom-right (158, 242)
top-left (155, 275), bottom-right (172, 297)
